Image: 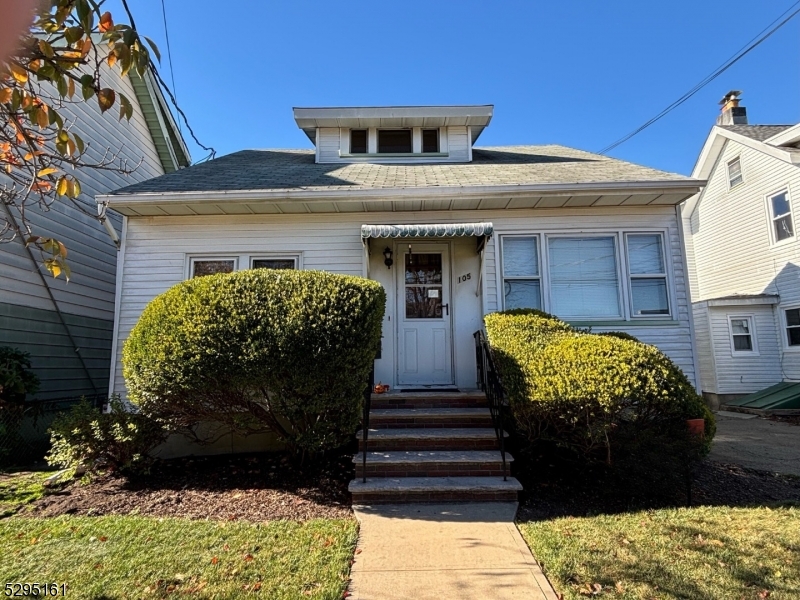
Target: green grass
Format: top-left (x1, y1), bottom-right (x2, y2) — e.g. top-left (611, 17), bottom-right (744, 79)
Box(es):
top-left (0, 471), bottom-right (55, 517)
top-left (0, 515), bottom-right (357, 599)
top-left (518, 505), bottom-right (800, 600)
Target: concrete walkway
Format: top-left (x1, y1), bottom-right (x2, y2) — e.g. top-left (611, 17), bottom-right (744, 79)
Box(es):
top-left (709, 411), bottom-right (800, 476)
top-left (349, 503), bottom-right (558, 600)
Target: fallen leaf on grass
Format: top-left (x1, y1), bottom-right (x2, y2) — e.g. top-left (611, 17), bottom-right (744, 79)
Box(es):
top-left (211, 556), bottom-right (219, 565)
top-left (244, 553), bottom-right (254, 562)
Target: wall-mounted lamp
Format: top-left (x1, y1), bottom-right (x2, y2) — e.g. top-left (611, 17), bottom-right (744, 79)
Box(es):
top-left (383, 247), bottom-right (393, 269)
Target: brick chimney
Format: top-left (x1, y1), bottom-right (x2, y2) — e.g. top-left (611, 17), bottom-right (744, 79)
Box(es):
top-left (717, 90), bottom-right (747, 126)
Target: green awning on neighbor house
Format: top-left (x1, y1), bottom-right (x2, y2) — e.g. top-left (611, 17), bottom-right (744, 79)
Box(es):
top-left (360, 222), bottom-right (494, 241)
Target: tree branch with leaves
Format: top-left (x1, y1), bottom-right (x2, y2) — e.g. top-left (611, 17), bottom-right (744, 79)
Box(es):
top-left (0, 0), bottom-right (162, 279)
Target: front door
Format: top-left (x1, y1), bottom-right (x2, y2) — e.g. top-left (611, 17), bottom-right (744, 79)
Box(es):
top-left (397, 242), bottom-right (454, 387)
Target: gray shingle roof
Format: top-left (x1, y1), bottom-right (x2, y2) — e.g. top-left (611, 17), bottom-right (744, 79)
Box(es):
top-left (720, 125), bottom-right (793, 142)
top-left (111, 145), bottom-right (694, 196)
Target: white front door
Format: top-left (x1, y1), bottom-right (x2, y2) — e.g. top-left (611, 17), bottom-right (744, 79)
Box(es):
top-left (396, 242), bottom-right (454, 387)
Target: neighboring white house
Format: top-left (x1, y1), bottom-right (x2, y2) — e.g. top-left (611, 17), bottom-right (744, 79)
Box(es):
top-left (100, 105), bottom-right (704, 401)
top-left (0, 69), bottom-right (189, 402)
top-left (681, 92), bottom-right (800, 407)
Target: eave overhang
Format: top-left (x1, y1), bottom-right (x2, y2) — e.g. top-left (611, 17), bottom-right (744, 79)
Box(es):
top-left (97, 179), bottom-right (704, 217)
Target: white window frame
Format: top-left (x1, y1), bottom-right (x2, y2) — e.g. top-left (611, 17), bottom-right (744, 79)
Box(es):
top-left (726, 156), bottom-right (744, 189)
top-left (543, 233), bottom-right (625, 321)
top-left (727, 314), bottom-right (758, 355)
top-left (500, 235), bottom-right (542, 311)
top-left (187, 256), bottom-right (238, 279)
top-left (766, 187), bottom-right (795, 246)
top-left (249, 254), bottom-right (302, 270)
top-left (781, 306), bottom-right (800, 351)
top-left (624, 232), bottom-right (672, 319)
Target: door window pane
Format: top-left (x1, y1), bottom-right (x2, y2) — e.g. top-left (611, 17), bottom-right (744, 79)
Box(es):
top-left (252, 259), bottom-right (296, 270)
top-left (631, 279), bottom-right (669, 315)
top-left (378, 129), bottom-right (412, 153)
top-left (192, 260), bottom-right (235, 278)
top-left (627, 235), bottom-right (665, 274)
top-left (405, 253), bottom-right (442, 284)
top-left (504, 280), bottom-right (541, 310)
top-left (548, 237), bottom-right (620, 318)
top-left (503, 237), bottom-right (539, 277)
top-left (405, 286), bottom-right (442, 319)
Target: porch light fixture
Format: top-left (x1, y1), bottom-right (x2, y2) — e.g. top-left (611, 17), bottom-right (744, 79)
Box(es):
top-left (383, 247), bottom-right (393, 269)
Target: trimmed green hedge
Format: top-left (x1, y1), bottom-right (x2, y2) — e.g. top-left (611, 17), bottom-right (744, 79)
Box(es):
top-left (123, 269), bottom-right (386, 457)
top-left (484, 311), bottom-right (714, 464)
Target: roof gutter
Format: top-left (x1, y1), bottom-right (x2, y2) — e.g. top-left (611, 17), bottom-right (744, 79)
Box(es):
top-left (98, 179), bottom-right (705, 207)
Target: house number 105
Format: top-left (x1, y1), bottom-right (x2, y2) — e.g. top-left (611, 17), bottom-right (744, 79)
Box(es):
top-left (457, 273), bottom-right (472, 284)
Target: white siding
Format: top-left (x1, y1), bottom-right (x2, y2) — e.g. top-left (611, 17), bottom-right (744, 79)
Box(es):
top-left (0, 66), bottom-right (165, 320)
top-left (112, 206), bottom-right (697, 398)
top-left (708, 306), bottom-right (782, 394)
top-left (685, 135), bottom-right (800, 393)
top-left (692, 303), bottom-right (717, 394)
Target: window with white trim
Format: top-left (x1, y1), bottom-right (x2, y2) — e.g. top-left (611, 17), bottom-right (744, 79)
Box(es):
top-left (350, 129), bottom-right (367, 154)
top-left (501, 236), bottom-right (541, 310)
top-left (785, 308), bottom-right (800, 346)
top-left (727, 156), bottom-right (743, 188)
top-left (548, 236), bottom-right (621, 318)
top-left (626, 234), bottom-right (670, 316)
top-left (251, 256), bottom-right (298, 270)
top-left (769, 190), bottom-right (794, 242)
top-left (729, 316), bottom-right (755, 352)
top-left (378, 129), bottom-right (412, 153)
top-left (190, 257), bottom-right (237, 278)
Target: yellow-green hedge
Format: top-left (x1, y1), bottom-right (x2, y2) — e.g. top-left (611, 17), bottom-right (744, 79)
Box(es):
top-left (484, 310), bottom-right (714, 462)
top-left (123, 269), bottom-right (386, 457)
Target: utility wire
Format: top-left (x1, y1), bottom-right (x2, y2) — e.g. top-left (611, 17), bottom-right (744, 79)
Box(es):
top-left (119, 0), bottom-right (216, 161)
top-left (598, 1), bottom-right (800, 155)
top-left (159, 0), bottom-right (180, 133)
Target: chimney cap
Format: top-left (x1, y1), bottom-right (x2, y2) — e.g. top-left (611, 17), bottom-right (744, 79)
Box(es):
top-left (719, 90), bottom-right (743, 106)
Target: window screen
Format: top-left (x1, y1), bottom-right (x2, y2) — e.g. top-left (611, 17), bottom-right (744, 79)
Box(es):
top-left (378, 129), bottom-right (412, 153)
top-left (422, 129), bottom-right (439, 153)
top-left (350, 129), bottom-right (367, 154)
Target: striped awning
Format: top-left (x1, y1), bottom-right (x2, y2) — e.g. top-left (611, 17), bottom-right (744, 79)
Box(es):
top-left (360, 222), bottom-right (493, 240)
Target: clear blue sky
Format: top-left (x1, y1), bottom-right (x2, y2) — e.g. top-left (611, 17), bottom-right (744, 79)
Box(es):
top-left (119, 0), bottom-right (799, 175)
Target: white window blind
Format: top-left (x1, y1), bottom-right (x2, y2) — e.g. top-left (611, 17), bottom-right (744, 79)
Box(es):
top-left (502, 237), bottom-right (541, 309)
top-left (626, 234), bottom-right (670, 316)
top-left (548, 237), bottom-right (620, 318)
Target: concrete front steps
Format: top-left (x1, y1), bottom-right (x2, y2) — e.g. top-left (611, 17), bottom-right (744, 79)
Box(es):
top-left (349, 391), bottom-right (522, 504)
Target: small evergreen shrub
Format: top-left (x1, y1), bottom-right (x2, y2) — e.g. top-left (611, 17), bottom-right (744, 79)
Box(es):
top-left (0, 347), bottom-right (39, 407)
top-left (123, 269), bottom-right (386, 458)
top-left (47, 398), bottom-right (167, 473)
top-left (484, 310), bottom-right (714, 466)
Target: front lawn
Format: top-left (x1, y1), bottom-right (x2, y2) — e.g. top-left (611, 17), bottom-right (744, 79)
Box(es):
top-left (0, 515), bottom-right (357, 599)
top-left (0, 470), bottom-right (54, 517)
top-left (519, 505), bottom-right (800, 600)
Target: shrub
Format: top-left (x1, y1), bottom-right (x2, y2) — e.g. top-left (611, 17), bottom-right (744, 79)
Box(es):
top-left (0, 347), bottom-right (39, 407)
top-left (597, 330), bottom-right (640, 343)
top-left (47, 398), bottom-right (167, 474)
top-left (485, 310), bottom-right (714, 466)
top-left (123, 269), bottom-right (386, 458)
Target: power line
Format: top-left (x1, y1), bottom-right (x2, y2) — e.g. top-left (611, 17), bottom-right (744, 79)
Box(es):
top-left (598, 1), bottom-right (800, 155)
top-left (160, 0), bottom-right (180, 133)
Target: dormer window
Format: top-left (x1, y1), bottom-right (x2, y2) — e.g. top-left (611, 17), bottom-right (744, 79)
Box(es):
top-left (378, 129), bottom-right (412, 154)
top-left (350, 129), bottom-right (368, 154)
top-left (422, 129), bottom-right (439, 153)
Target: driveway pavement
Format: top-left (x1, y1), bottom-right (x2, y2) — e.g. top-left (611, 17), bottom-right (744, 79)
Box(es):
top-left (349, 503), bottom-right (557, 600)
top-left (709, 411), bottom-right (800, 476)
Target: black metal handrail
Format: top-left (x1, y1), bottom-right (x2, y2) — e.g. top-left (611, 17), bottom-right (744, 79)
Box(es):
top-left (361, 366), bottom-right (374, 483)
top-left (474, 330), bottom-right (508, 481)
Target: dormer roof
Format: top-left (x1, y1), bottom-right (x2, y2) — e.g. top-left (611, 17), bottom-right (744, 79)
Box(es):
top-left (293, 105), bottom-right (494, 144)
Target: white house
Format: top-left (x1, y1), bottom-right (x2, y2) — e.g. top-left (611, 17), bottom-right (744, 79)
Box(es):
top-left (0, 68), bottom-right (189, 402)
top-left (682, 92), bottom-right (800, 408)
top-left (101, 105), bottom-right (704, 397)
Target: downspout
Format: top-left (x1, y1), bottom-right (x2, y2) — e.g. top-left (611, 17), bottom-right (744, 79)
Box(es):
top-left (676, 203), bottom-right (702, 393)
top-left (97, 199), bottom-right (120, 248)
